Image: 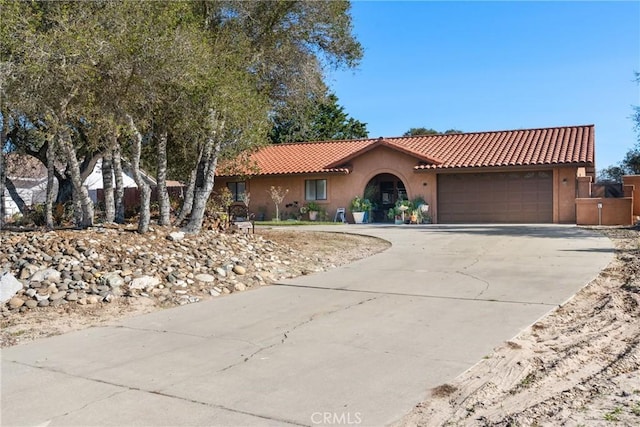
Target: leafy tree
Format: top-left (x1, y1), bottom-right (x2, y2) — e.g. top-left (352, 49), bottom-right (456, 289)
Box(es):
top-left (403, 127), bottom-right (463, 136)
top-left (598, 73), bottom-right (640, 183)
top-left (1, 0), bottom-right (363, 234)
top-left (269, 92), bottom-right (368, 143)
top-left (597, 165), bottom-right (627, 183)
top-left (403, 128), bottom-right (439, 136)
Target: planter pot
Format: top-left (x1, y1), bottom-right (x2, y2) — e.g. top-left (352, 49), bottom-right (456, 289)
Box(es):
top-left (353, 211), bottom-right (365, 224)
top-left (309, 211), bottom-right (319, 221)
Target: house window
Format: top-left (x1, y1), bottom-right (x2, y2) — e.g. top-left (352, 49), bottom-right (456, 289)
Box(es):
top-left (305, 179), bottom-right (327, 200)
top-left (227, 181), bottom-right (246, 202)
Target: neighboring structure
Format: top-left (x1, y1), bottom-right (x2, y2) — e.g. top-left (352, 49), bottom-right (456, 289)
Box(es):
top-left (2, 154), bottom-right (163, 219)
top-left (215, 124), bottom-right (597, 224)
top-left (84, 158), bottom-right (140, 204)
top-left (2, 154), bottom-right (53, 217)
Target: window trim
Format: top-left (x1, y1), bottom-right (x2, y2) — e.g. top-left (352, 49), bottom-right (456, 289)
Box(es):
top-left (305, 179), bottom-right (327, 201)
top-left (226, 181), bottom-right (246, 202)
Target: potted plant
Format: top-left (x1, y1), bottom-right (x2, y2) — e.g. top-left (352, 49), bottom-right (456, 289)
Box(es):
top-left (349, 196), bottom-right (371, 224)
top-left (387, 207), bottom-right (403, 224)
top-left (305, 201), bottom-right (321, 221)
top-left (391, 198), bottom-right (413, 224)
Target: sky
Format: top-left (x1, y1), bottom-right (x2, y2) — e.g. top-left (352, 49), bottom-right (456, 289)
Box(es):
top-left (327, 1), bottom-right (640, 170)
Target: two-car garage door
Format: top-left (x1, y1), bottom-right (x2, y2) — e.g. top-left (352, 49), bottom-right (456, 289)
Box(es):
top-left (437, 171), bottom-right (553, 223)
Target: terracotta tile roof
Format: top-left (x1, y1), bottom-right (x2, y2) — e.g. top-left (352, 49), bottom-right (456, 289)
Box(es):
top-left (237, 139), bottom-right (373, 175)
top-left (218, 124), bottom-right (594, 176)
top-left (407, 124), bottom-right (594, 170)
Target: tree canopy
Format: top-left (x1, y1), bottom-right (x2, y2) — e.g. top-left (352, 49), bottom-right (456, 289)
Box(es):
top-left (1, 0), bottom-right (363, 232)
top-left (597, 73), bottom-right (640, 183)
top-left (403, 127), bottom-right (463, 136)
top-left (269, 92), bottom-right (368, 143)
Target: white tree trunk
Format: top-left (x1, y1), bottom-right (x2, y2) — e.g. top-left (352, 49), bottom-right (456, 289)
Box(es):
top-left (183, 110), bottom-right (223, 234)
top-left (101, 150), bottom-right (115, 223)
top-left (59, 133), bottom-right (94, 228)
top-left (0, 152), bottom-right (5, 229)
top-left (156, 130), bottom-right (170, 226)
top-left (126, 114), bottom-right (151, 233)
top-left (0, 113), bottom-right (7, 229)
top-left (45, 139), bottom-right (56, 229)
top-left (175, 147), bottom-right (203, 225)
top-left (71, 185), bottom-right (83, 226)
top-left (112, 142), bottom-right (125, 223)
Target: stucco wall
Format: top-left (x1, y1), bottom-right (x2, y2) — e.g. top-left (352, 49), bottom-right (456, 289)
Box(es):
top-left (555, 167), bottom-right (578, 223)
top-left (215, 146), bottom-right (438, 222)
top-left (623, 175), bottom-right (640, 218)
top-left (214, 149), bottom-right (582, 224)
top-left (576, 198), bottom-right (633, 226)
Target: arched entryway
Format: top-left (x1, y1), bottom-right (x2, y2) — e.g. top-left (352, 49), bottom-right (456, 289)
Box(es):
top-left (364, 173), bottom-right (407, 223)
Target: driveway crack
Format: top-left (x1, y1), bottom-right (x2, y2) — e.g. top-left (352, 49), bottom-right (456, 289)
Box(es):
top-left (218, 296), bottom-right (379, 372)
top-left (457, 257), bottom-right (491, 299)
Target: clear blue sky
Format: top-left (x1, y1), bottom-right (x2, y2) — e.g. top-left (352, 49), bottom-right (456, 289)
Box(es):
top-left (328, 1), bottom-right (640, 171)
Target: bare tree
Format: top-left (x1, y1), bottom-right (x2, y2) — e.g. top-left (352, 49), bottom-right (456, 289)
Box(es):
top-left (268, 186), bottom-right (288, 221)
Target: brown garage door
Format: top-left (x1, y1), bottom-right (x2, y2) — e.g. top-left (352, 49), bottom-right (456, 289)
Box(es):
top-left (437, 171), bottom-right (553, 223)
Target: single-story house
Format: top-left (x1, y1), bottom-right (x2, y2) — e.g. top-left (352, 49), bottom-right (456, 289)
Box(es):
top-left (215, 124), bottom-right (596, 224)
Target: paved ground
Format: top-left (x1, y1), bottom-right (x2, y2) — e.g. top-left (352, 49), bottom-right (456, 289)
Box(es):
top-left (1, 225), bottom-right (613, 427)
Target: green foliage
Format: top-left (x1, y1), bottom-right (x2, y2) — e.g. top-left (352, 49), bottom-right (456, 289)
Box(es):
top-left (602, 72), bottom-right (640, 182)
top-left (349, 196), bottom-right (371, 212)
top-left (269, 92), bottom-right (368, 143)
top-left (386, 197), bottom-right (430, 223)
top-left (598, 143), bottom-right (640, 183)
top-left (1, 1), bottom-right (364, 232)
top-left (207, 188), bottom-right (233, 213)
top-left (603, 406), bottom-right (623, 421)
top-left (598, 165), bottom-right (627, 183)
top-left (305, 201), bottom-right (321, 212)
top-left (403, 127), bottom-right (463, 137)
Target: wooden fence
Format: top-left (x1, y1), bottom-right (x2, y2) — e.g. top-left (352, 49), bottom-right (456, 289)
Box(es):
top-left (96, 186), bottom-right (184, 216)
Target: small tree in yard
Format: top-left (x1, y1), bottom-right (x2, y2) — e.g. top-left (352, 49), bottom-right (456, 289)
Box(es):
top-left (269, 186), bottom-right (288, 221)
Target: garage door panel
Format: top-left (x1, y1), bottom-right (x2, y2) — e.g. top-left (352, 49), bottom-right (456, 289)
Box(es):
top-left (438, 171), bottom-right (553, 223)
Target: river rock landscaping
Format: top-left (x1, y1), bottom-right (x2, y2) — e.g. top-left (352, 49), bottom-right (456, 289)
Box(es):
top-left (1, 225), bottom-right (389, 346)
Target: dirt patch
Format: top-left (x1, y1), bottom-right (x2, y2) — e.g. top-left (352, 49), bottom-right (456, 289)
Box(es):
top-left (398, 226), bottom-right (640, 426)
top-left (1, 227), bottom-right (390, 347)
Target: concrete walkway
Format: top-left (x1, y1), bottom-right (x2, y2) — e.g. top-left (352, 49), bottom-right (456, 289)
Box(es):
top-left (1, 225), bottom-right (613, 427)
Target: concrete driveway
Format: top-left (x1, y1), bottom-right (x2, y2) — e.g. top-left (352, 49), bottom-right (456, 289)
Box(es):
top-left (1, 225), bottom-right (613, 427)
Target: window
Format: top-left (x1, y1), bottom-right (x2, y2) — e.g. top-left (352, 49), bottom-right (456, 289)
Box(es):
top-left (227, 181), bottom-right (246, 202)
top-left (305, 179), bottom-right (327, 201)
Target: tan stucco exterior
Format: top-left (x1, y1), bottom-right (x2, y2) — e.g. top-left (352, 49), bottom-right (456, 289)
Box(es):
top-left (215, 145), bottom-right (587, 224)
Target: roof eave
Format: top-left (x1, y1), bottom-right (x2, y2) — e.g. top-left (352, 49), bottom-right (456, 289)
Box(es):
top-left (414, 161), bottom-right (594, 172)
